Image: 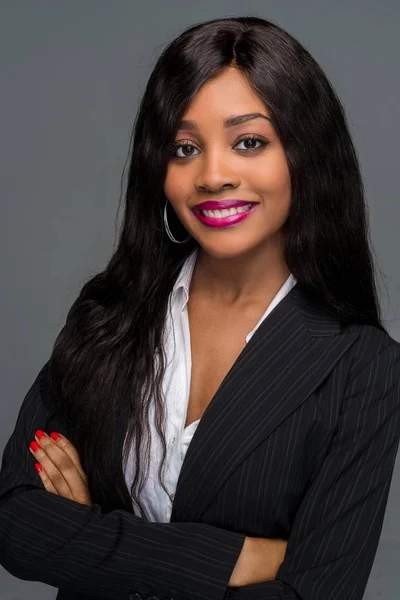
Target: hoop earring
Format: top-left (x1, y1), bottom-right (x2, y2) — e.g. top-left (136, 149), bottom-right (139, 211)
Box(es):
top-left (163, 199), bottom-right (192, 244)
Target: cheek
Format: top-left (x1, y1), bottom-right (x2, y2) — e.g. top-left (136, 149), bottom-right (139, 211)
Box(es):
top-left (253, 152), bottom-right (291, 197)
top-left (251, 154), bottom-right (291, 225)
top-left (164, 166), bottom-right (191, 201)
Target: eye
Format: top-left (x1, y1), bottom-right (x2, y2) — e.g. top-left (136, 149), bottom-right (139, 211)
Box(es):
top-left (169, 141), bottom-right (200, 159)
top-left (235, 135), bottom-right (268, 152)
top-left (169, 134), bottom-right (269, 160)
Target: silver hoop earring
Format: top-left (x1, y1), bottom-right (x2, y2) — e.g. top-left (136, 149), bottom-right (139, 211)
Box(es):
top-left (163, 200), bottom-right (192, 244)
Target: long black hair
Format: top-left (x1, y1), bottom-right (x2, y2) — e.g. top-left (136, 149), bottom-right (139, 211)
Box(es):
top-left (44, 16), bottom-right (387, 515)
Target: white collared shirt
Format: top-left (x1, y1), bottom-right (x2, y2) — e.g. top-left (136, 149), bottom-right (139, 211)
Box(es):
top-left (123, 247), bottom-right (297, 522)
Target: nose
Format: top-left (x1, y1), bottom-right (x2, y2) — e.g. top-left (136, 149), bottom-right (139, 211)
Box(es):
top-left (195, 152), bottom-right (241, 193)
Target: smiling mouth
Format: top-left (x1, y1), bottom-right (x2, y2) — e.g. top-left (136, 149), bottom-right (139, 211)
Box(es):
top-left (196, 203), bottom-right (254, 218)
top-left (192, 202), bottom-right (258, 228)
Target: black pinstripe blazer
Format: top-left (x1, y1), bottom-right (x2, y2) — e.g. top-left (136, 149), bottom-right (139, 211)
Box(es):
top-left (1, 282), bottom-right (400, 600)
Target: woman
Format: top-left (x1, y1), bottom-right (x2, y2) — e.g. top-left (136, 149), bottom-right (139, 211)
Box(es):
top-left (0, 15), bottom-right (399, 600)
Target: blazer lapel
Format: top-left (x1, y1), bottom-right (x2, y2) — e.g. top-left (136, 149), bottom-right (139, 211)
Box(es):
top-left (170, 283), bottom-right (359, 523)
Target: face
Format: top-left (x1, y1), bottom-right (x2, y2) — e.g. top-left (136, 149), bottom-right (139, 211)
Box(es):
top-left (163, 66), bottom-right (291, 261)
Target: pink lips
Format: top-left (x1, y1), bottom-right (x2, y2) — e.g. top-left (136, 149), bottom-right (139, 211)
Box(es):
top-left (193, 202), bottom-right (258, 228)
top-left (192, 199), bottom-right (257, 211)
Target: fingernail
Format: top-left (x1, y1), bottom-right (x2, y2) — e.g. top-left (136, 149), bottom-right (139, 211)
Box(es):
top-left (35, 430), bottom-right (47, 440)
top-left (30, 441), bottom-right (40, 452)
top-left (34, 463), bottom-right (43, 473)
top-left (50, 432), bottom-right (61, 441)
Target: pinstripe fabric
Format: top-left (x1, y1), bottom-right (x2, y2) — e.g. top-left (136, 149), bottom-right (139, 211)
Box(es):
top-left (0, 282), bottom-right (399, 600)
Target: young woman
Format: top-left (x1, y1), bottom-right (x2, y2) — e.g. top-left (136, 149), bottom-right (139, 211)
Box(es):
top-left (0, 15), bottom-right (399, 600)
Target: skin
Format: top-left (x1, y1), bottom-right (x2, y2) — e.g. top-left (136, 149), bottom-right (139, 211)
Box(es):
top-left (29, 430), bottom-right (93, 507)
top-left (164, 65), bottom-right (292, 308)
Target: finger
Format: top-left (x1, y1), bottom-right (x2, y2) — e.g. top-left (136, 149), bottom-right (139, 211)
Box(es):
top-left (29, 441), bottom-right (74, 501)
top-left (35, 430), bottom-right (88, 483)
top-left (31, 434), bottom-right (89, 504)
top-left (34, 462), bottom-right (59, 495)
top-left (48, 432), bottom-right (88, 483)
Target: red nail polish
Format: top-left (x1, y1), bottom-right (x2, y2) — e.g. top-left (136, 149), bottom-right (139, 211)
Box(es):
top-left (35, 430), bottom-right (46, 440)
top-left (30, 441), bottom-right (40, 452)
top-left (50, 432), bottom-right (61, 441)
top-left (34, 463), bottom-right (43, 473)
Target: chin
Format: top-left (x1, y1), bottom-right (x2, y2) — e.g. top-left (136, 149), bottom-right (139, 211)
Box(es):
top-left (198, 239), bottom-right (269, 261)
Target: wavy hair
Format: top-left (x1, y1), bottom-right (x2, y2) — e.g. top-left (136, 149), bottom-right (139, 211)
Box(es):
top-left (43, 16), bottom-right (387, 515)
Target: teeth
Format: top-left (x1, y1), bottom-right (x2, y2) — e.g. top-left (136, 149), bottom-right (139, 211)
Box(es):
top-left (200, 204), bottom-right (253, 218)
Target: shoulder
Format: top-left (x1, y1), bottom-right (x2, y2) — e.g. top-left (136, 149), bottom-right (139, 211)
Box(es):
top-left (340, 322), bottom-right (400, 380)
top-left (21, 360), bottom-right (54, 416)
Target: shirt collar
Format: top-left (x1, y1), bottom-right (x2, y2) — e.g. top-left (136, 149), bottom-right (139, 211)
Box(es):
top-left (171, 247), bottom-right (199, 309)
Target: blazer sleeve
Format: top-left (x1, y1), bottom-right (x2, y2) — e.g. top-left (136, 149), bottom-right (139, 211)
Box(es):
top-left (224, 339), bottom-right (400, 600)
top-left (0, 365), bottom-right (245, 600)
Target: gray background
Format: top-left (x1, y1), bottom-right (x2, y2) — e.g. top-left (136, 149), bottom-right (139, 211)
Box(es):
top-left (1, 1), bottom-right (399, 598)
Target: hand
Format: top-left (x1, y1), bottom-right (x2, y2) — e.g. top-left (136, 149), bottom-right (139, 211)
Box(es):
top-left (229, 536), bottom-right (288, 587)
top-left (29, 429), bottom-right (93, 507)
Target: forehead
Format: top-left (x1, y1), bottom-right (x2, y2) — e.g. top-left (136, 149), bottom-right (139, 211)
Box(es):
top-left (181, 67), bottom-right (269, 122)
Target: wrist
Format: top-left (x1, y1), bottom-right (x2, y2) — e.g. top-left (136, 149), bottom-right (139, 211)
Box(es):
top-left (228, 536), bottom-right (254, 587)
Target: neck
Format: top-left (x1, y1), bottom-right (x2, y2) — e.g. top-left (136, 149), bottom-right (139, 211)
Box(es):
top-left (190, 238), bottom-right (291, 308)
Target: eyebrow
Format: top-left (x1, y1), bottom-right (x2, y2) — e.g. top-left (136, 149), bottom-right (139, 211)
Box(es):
top-left (178, 112), bottom-right (272, 131)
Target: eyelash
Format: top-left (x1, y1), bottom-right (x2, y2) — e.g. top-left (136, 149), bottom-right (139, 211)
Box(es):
top-left (169, 134), bottom-right (269, 160)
